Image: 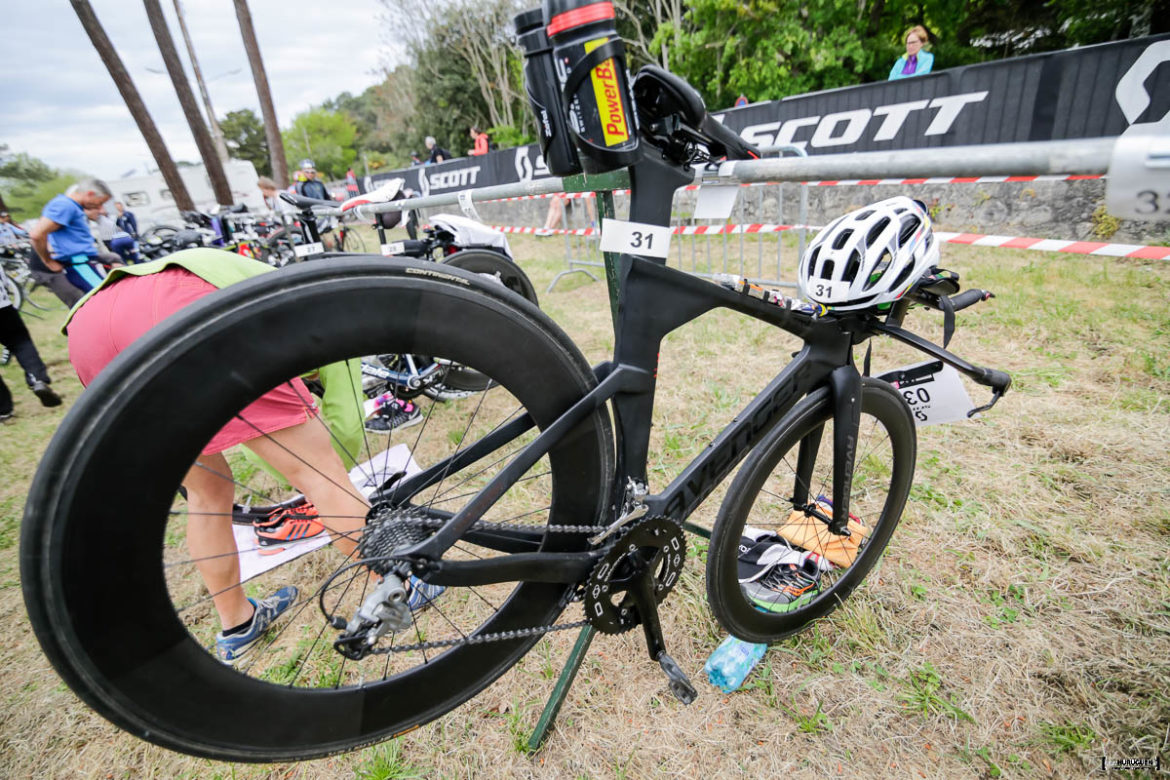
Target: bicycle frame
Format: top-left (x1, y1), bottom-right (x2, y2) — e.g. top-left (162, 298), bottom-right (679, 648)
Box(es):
top-left (382, 144), bottom-right (1006, 589)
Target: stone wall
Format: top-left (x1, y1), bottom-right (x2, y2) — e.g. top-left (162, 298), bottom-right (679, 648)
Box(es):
top-left (466, 180), bottom-right (1169, 247)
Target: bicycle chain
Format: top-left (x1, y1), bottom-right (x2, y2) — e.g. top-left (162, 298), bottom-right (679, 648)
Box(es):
top-left (352, 510), bottom-right (611, 654)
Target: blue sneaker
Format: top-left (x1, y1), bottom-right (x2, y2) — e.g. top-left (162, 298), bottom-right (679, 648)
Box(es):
top-left (406, 577), bottom-right (445, 613)
top-left (215, 585), bottom-right (299, 663)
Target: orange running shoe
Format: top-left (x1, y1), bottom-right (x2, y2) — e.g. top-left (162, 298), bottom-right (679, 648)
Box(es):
top-left (254, 501), bottom-right (325, 547)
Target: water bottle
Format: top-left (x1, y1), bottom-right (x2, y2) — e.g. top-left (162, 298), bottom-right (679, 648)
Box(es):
top-left (543, 0), bottom-right (640, 173)
top-left (704, 635), bottom-right (767, 693)
top-left (514, 7), bottom-right (582, 177)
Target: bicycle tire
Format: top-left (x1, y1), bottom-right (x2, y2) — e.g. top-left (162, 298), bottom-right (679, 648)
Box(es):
top-left (442, 249), bottom-right (539, 308)
top-left (437, 250), bottom-right (540, 393)
top-left (3, 272), bottom-right (23, 311)
top-left (706, 378), bottom-right (915, 643)
top-left (339, 227), bottom-right (367, 253)
top-left (22, 257), bottom-right (613, 761)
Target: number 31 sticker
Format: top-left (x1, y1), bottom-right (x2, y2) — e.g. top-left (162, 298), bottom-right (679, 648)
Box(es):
top-left (599, 218), bottom-right (673, 259)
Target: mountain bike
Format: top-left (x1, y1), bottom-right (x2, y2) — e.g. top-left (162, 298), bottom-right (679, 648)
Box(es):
top-left (2, 244), bottom-right (54, 313)
top-left (21, 60), bottom-right (1010, 764)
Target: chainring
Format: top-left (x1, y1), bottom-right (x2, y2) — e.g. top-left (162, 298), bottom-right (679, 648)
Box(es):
top-left (583, 516), bottom-right (686, 635)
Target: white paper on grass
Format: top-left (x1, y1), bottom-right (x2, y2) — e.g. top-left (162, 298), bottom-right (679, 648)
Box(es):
top-left (693, 184), bottom-right (739, 220)
top-left (235, 444), bottom-right (422, 581)
top-left (877, 360), bottom-right (976, 427)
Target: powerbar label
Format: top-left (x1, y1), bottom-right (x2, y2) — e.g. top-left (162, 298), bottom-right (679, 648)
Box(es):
top-left (584, 38), bottom-right (629, 146)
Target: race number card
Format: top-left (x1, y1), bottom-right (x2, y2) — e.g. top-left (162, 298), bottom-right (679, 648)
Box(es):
top-left (381, 241), bottom-right (406, 257)
top-left (877, 360), bottom-right (976, 426)
top-left (599, 218), bottom-right (672, 258)
top-left (294, 241), bottom-right (324, 258)
top-left (693, 184), bottom-right (739, 220)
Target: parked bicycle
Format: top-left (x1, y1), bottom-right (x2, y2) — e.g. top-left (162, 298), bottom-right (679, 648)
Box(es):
top-left (22, 18), bottom-right (1010, 764)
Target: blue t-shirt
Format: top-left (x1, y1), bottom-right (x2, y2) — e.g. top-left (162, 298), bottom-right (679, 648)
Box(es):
top-left (43, 194), bottom-right (96, 259)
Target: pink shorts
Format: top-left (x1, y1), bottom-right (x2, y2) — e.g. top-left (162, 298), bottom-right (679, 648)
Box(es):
top-left (68, 267), bottom-right (316, 455)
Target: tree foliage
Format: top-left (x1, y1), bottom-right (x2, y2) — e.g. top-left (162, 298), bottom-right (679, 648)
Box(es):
top-left (281, 108), bottom-right (358, 179)
top-left (219, 109), bottom-right (270, 176)
top-left (0, 146), bottom-right (79, 222)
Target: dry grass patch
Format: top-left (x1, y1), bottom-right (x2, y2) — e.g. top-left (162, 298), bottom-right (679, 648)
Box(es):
top-left (1, 241), bottom-right (1168, 777)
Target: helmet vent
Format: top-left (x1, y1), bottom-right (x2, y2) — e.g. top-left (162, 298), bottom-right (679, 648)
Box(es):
top-left (866, 217), bottom-right (890, 246)
top-left (832, 228), bottom-right (853, 250)
top-left (898, 215), bottom-right (920, 245)
top-left (843, 250), bottom-right (862, 282)
top-left (864, 250), bottom-right (893, 290)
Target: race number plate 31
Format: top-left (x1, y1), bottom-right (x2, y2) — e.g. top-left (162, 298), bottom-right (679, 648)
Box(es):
top-left (599, 218), bottom-right (672, 258)
top-left (294, 241), bottom-right (324, 257)
top-left (877, 360), bottom-right (976, 426)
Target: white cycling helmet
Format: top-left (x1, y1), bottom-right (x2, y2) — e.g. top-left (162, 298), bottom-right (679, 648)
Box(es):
top-left (798, 196), bottom-right (939, 311)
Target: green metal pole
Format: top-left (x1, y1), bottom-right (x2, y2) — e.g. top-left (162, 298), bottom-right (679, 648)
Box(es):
top-left (527, 625), bottom-right (597, 752)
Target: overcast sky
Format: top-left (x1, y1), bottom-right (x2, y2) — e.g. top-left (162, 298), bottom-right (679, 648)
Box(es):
top-left (2, 0), bottom-right (398, 180)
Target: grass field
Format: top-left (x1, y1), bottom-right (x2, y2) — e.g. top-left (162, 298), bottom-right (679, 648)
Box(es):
top-left (1, 232), bottom-right (1168, 778)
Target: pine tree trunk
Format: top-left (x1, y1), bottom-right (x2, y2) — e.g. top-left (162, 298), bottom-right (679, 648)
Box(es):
top-left (144, 0), bottom-right (234, 205)
top-left (70, 0), bottom-right (195, 211)
top-left (173, 0), bottom-right (231, 165)
top-left (233, 0), bottom-right (289, 188)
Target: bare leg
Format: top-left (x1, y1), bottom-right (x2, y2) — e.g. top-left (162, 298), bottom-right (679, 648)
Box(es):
top-left (243, 418), bottom-right (370, 558)
top-left (183, 452), bottom-right (253, 629)
top-left (543, 196), bottom-right (565, 230)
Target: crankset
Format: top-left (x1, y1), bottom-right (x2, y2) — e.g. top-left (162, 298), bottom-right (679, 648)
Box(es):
top-left (584, 516), bottom-right (698, 704)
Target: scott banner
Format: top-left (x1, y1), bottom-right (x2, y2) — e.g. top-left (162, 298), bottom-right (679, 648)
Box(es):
top-left (370, 34), bottom-right (1170, 196)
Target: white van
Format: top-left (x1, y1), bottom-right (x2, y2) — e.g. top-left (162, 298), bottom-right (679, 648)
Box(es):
top-left (107, 159), bottom-right (264, 230)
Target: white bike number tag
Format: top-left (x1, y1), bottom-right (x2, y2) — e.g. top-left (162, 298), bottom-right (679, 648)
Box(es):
top-left (294, 241), bottom-right (324, 257)
top-left (693, 184), bottom-right (739, 220)
top-left (877, 360), bottom-right (976, 427)
top-left (1106, 124), bottom-right (1170, 220)
top-left (599, 218), bottom-right (672, 258)
top-left (381, 242), bottom-right (406, 257)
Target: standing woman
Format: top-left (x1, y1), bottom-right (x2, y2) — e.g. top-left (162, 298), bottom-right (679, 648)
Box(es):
top-left (889, 25), bottom-right (934, 80)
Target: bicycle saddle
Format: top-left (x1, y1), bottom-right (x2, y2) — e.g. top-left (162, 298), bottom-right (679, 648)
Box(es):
top-left (280, 192), bottom-right (337, 210)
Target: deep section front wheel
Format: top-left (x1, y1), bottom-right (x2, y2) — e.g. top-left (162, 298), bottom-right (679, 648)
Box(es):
top-left (21, 257), bottom-right (612, 761)
top-left (706, 378), bottom-right (915, 643)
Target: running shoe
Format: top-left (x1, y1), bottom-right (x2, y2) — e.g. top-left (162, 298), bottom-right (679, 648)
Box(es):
top-left (254, 501), bottom-right (326, 547)
top-left (406, 576), bottom-right (445, 613)
top-left (214, 585), bottom-right (299, 663)
top-left (741, 562), bottom-right (820, 614)
top-left (365, 398), bottom-right (422, 433)
top-left (30, 380), bottom-right (62, 408)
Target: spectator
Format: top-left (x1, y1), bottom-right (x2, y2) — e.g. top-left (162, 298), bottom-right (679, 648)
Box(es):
top-left (258, 176), bottom-right (295, 218)
top-left (114, 201), bottom-right (139, 239)
top-left (63, 247), bottom-right (440, 659)
top-left (889, 25), bottom-right (933, 80)
top-left (292, 161), bottom-right (336, 249)
top-left (0, 270), bottom-right (62, 422)
top-left (0, 211), bottom-right (28, 244)
top-left (542, 193), bottom-right (596, 233)
top-left (92, 207), bottom-right (140, 264)
top-left (294, 159), bottom-right (330, 201)
top-left (1, 211), bottom-right (83, 307)
top-left (27, 178), bottom-right (115, 293)
top-left (409, 151), bottom-right (423, 167)
top-left (468, 126), bottom-right (490, 156)
top-left (425, 136), bottom-right (450, 165)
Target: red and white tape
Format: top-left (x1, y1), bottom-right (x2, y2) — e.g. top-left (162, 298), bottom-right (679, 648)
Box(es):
top-left (488, 223), bottom-right (1170, 260)
top-left (933, 231), bottom-right (1170, 259)
top-left (481, 174), bottom-right (1104, 204)
top-left (801, 174), bottom-right (1104, 187)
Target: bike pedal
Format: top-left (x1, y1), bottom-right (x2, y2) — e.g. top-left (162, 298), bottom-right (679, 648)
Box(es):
top-left (656, 651), bottom-right (698, 705)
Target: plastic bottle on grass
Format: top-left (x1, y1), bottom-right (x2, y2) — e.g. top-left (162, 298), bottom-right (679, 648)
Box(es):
top-left (705, 636), bottom-right (767, 693)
